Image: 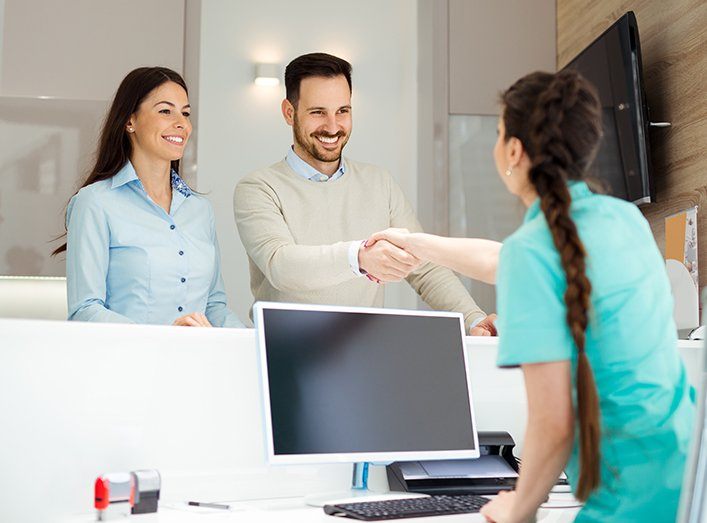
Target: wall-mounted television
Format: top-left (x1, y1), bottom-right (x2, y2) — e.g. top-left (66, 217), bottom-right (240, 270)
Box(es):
top-left (563, 11), bottom-right (654, 205)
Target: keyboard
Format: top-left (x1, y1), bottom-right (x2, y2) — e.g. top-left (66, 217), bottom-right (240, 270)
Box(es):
top-left (323, 494), bottom-right (490, 520)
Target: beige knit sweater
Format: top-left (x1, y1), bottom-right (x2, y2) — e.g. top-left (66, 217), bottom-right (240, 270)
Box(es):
top-left (233, 158), bottom-right (485, 329)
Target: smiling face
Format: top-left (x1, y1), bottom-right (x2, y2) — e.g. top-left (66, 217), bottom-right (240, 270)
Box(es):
top-left (126, 81), bottom-right (191, 163)
top-left (282, 74), bottom-right (352, 175)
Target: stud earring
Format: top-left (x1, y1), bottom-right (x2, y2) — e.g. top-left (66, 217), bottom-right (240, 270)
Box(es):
top-left (127, 127), bottom-right (134, 133)
top-left (505, 167), bottom-right (513, 177)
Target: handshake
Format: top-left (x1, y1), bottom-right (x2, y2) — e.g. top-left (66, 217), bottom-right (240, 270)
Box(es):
top-left (358, 228), bottom-right (421, 284)
top-left (358, 228), bottom-right (498, 336)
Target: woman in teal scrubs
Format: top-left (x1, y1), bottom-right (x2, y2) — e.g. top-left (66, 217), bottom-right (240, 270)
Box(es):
top-left (367, 70), bottom-right (694, 522)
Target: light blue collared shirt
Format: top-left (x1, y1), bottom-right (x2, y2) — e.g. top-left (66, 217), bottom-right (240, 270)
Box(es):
top-left (66, 161), bottom-right (243, 327)
top-left (285, 145), bottom-right (346, 182)
top-left (285, 146), bottom-right (362, 275)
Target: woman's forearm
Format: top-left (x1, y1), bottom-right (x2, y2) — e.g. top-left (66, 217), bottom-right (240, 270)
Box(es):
top-left (69, 300), bottom-right (135, 324)
top-left (407, 233), bottom-right (501, 284)
top-left (510, 415), bottom-right (574, 521)
top-left (510, 361), bottom-right (575, 522)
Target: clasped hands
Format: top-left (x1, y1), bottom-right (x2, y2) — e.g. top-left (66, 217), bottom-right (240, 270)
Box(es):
top-left (358, 228), bottom-right (420, 284)
top-left (359, 228), bottom-right (497, 336)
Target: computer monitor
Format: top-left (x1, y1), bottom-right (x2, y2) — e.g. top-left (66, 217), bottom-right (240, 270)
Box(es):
top-left (254, 302), bottom-right (480, 467)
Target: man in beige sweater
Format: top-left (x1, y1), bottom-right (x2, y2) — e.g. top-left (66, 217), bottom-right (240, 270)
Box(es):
top-left (234, 53), bottom-right (496, 334)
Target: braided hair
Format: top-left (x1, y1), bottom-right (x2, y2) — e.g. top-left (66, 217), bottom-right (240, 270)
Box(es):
top-left (501, 70), bottom-right (603, 501)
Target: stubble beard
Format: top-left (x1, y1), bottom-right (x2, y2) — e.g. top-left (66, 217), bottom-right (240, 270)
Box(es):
top-left (293, 115), bottom-right (349, 164)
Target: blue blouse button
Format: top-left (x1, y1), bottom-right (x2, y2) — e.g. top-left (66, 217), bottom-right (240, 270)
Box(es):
top-left (170, 224), bottom-right (176, 230)
top-left (178, 306), bottom-right (183, 312)
top-left (179, 250), bottom-right (184, 256)
top-left (180, 277), bottom-right (186, 283)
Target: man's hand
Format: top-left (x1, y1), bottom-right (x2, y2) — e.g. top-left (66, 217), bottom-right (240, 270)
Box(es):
top-left (358, 239), bottom-right (421, 283)
top-left (173, 312), bottom-right (213, 327)
top-left (470, 313), bottom-right (497, 336)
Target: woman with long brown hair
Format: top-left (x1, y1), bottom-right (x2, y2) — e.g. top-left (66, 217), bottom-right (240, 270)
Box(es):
top-left (367, 69), bottom-right (693, 521)
top-left (54, 67), bottom-right (242, 327)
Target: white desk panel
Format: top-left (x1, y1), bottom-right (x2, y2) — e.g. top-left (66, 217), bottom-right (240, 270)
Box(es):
top-left (0, 319), bottom-right (700, 523)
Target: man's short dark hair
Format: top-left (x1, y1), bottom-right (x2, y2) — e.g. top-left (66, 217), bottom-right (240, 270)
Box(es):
top-left (285, 53), bottom-right (352, 106)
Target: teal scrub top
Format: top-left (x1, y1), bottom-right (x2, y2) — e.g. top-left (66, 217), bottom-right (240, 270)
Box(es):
top-left (496, 182), bottom-right (695, 522)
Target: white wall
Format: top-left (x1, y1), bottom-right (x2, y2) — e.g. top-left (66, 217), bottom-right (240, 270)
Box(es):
top-left (0, 0), bottom-right (184, 100)
top-left (195, 0), bottom-right (419, 324)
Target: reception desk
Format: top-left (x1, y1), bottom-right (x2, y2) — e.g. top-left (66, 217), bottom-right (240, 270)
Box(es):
top-left (0, 319), bottom-right (701, 522)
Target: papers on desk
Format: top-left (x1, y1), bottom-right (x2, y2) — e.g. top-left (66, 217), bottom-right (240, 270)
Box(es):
top-left (415, 456), bottom-right (519, 479)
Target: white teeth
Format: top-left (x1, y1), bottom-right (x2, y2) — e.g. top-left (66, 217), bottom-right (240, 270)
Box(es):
top-left (317, 135), bottom-right (338, 144)
top-left (164, 136), bottom-right (184, 143)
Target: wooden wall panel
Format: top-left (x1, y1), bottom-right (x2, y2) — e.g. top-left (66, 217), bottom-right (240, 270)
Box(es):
top-left (557, 0), bottom-right (707, 288)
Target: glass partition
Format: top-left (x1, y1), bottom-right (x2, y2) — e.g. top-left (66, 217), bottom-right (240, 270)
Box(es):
top-left (0, 96), bottom-right (107, 276)
top-left (448, 114), bottom-right (525, 312)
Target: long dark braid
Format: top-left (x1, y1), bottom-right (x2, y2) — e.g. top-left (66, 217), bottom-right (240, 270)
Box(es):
top-left (502, 69), bottom-right (603, 501)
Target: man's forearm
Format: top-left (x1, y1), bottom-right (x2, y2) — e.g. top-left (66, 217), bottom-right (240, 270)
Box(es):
top-left (406, 262), bottom-right (485, 331)
top-left (255, 241), bottom-right (358, 292)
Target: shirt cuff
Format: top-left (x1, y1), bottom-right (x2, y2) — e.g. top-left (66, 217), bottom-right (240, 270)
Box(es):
top-left (469, 315), bottom-right (486, 330)
top-left (348, 240), bottom-right (367, 276)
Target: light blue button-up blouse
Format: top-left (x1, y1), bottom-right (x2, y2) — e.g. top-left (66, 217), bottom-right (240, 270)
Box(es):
top-left (66, 161), bottom-right (243, 327)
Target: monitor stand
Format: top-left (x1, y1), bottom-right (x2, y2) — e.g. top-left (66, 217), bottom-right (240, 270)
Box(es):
top-left (304, 463), bottom-right (427, 507)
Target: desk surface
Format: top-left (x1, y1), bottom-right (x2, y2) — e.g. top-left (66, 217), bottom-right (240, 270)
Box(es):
top-left (64, 496), bottom-right (581, 522)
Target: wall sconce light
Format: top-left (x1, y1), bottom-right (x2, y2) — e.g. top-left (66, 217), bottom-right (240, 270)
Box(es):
top-left (254, 63), bottom-right (281, 87)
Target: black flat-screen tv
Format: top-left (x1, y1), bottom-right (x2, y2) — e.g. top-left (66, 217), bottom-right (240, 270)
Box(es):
top-left (563, 11), bottom-right (654, 205)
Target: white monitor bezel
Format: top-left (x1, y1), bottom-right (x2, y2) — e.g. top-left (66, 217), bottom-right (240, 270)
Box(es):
top-left (254, 301), bottom-right (481, 465)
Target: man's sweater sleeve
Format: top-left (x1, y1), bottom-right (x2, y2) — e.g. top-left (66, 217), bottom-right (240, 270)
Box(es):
top-left (386, 176), bottom-right (487, 330)
top-left (234, 174), bottom-right (358, 293)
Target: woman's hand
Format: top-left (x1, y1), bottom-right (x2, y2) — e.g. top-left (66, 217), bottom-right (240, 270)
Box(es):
top-left (481, 491), bottom-right (524, 523)
top-left (173, 312), bottom-right (213, 327)
top-left (366, 230), bottom-right (500, 284)
top-left (366, 228), bottom-right (415, 254)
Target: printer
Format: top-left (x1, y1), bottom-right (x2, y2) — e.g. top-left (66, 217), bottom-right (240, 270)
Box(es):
top-left (387, 431), bottom-right (520, 495)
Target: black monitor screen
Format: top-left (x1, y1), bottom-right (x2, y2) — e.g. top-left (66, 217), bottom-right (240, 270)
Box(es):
top-left (564, 12), bottom-right (652, 204)
top-left (260, 308), bottom-right (477, 456)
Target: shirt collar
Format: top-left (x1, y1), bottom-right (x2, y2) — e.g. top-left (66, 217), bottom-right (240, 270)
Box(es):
top-left (286, 146), bottom-right (346, 182)
top-left (524, 181), bottom-right (592, 224)
top-left (171, 170), bottom-right (193, 197)
top-left (111, 161), bottom-right (192, 198)
top-left (111, 161), bottom-right (139, 189)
